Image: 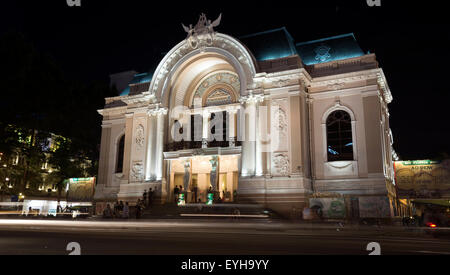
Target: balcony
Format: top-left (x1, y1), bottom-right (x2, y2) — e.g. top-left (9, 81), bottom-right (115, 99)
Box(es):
top-left (164, 138), bottom-right (242, 152)
top-left (164, 141), bottom-right (202, 152)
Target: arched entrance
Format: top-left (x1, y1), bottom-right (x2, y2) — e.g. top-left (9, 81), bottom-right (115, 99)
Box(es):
top-left (149, 33), bottom-right (256, 204)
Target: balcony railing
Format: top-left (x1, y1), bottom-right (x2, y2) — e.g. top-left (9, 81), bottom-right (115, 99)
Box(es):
top-left (164, 141), bottom-right (202, 152)
top-left (164, 139), bottom-right (241, 152)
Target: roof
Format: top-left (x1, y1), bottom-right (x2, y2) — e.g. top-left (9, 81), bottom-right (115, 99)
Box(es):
top-left (239, 29), bottom-right (364, 65)
top-left (295, 33), bottom-right (365, 65)
top-left (119, 72), bottom-right (153, 96)
top-left (239, 27), bottom-right (297, 61)
top-left (117, 30), bottom-right (366, 97)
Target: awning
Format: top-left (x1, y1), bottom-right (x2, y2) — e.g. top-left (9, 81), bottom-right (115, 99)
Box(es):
top-left (412, 199), bottom-right (450, 207)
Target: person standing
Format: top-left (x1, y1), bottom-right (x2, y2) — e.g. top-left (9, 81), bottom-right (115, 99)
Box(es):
top-left (174, 185), bottom-right (180, 204)
top-left (143, 190), bottom-right (148, 207)
top-left (122, 202), bottom-right (129, 219)
top-left (192, 184), bottom-right (198, 204)
top-left (148, 188), bottom-right (154, 206)
top-left (113, 201), bottom-right (119, 218)
top-left (103, 204), bottom-right (113, 219)
top-left (135, 200), bottom-right (142, 219)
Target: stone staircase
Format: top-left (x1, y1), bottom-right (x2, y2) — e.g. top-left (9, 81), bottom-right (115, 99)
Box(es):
top-left (140, 203), bottom-right (280, 220)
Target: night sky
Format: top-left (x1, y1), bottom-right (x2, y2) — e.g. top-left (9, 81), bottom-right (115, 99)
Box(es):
top-left (1, 0), bottom-right (449, 160)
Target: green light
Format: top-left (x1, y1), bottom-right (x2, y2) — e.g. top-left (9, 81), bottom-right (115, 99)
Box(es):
top-left (177, 193), bottom-right (185, 206)
top-left (207, 193), bottom-right (214, 205)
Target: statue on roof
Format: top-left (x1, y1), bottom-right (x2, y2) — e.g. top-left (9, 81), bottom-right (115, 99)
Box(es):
top-left (182, 13), bottom-right (222, 49)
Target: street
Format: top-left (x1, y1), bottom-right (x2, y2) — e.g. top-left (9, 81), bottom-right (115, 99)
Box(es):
top-left (0, 219), bottom-right (449, 255)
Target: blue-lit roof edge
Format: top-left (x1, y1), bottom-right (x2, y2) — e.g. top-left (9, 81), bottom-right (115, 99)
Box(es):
top-left (295, 33), bottom-right (357, 46)
top-left (238, 26), bottom-right (288, 39)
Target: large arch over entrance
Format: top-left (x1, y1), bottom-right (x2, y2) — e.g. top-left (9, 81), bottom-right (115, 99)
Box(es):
top-left (148, 33), bottom-right (258, 107)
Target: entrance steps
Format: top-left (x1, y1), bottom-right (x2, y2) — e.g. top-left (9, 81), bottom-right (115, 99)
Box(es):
top-left (141, 203), bottom-right (278, 220)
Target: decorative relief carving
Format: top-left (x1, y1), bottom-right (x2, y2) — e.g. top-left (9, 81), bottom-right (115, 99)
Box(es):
top-left (274, 106), bottom-right (288, 137)
top-left (314, 44), bottom-right (332, 63)
top-left (193, 72), bottom-right (240, 104)
top-left (131, 161), bottom-right (144, 182)
top-left (273, 153), bottom-right (290, 176)
top-left (274, 78), bottom-right (291, 88)
top-left (271, 101), bottom-right (288, 142)
top-left (327, 82), bottom-right (345, 90)
top-left (135, 124), bottom-right (145, 150)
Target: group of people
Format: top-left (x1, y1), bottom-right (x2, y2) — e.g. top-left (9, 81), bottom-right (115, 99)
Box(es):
top-left (103, 201), bottom-right (130, 219)
top-left (135, 188), bottom-right (156, 219)
top-left (142, 188), bottom-right (155, 207)
top-left (102, 187), bottom-right (160, 219)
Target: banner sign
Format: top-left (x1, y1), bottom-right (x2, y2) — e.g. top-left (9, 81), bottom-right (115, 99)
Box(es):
top-left (394, 160), bottom-right (450, 199)
top-left (358, 196), bottom-right (392, 218)
top-left (309, 198), bottom-right (346, 219)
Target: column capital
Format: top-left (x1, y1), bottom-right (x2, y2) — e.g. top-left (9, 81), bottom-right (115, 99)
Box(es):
top-left (226, 106), bottom-right (240, 114)
top-left (202, 109), bottom-right (211, 116)
top-left (148, 107), bottom-right (168, 116)
top-left (239, 91), bottom-right (265, 104)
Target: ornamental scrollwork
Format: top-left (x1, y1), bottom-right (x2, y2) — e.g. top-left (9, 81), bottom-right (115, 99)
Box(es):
top-left (273, 153), bottom-right (290, 176)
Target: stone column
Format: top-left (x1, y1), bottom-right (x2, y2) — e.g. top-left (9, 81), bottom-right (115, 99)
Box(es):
top-left (202, 110), bottom-right (210, 148)
top-left (97, 125), bottom-right (111, 186)
top-left (145, 113), bottom-right (157, 181)
top-left (123, 113), bottom-right (134, 180)
top-left (155, 108), bottom-right (167, 181)
top-left (255, 100), bottom-right (264, 176)
top-left (228, 108), bottom-right (238, 147)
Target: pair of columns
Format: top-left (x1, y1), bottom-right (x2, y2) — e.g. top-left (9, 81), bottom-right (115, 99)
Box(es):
top-left (239, 93), bottom-right (265, 177)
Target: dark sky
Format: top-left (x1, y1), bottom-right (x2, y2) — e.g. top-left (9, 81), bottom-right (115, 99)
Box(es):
top-left (1, 0), bottom-right (449, 160)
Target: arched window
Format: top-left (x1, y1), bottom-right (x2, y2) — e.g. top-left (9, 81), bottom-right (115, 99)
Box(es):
top-left (116, 135), bottom-right (125, 173)
top-left (326, 110), bottom-right (353, 161)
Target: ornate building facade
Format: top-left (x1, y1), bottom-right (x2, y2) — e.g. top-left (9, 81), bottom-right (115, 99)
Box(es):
top-left (94, 15), bottom-right (396, 218)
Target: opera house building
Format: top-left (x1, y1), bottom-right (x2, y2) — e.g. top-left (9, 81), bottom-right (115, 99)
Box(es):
top-left (94, 15), bottom-right (397, 218)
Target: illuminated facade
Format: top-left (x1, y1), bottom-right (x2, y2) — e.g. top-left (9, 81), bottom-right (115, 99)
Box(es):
top-left (95, 15), bottom-right (396, 217)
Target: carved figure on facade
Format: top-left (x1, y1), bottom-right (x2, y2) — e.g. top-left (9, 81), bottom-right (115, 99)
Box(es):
top-left (183, 161), bottom-right (191, 191)
top-left (182, 13), bottom-right (222, 50)
top-left (209, 156), bottom-right (219, 191)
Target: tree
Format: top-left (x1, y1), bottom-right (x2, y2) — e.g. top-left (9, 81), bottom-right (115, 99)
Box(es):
top-left (47, 136), bottom-right (89, 203)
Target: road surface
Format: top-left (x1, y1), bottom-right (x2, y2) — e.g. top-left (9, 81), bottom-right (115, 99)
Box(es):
top-left (0, 219), bottom-right (448, 255)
